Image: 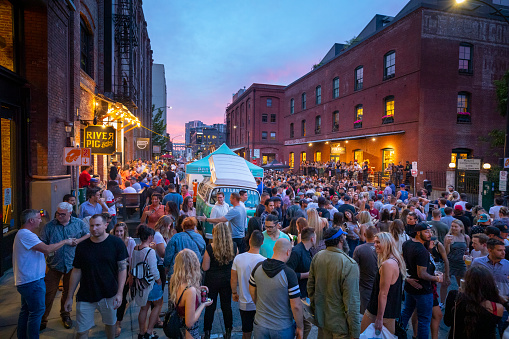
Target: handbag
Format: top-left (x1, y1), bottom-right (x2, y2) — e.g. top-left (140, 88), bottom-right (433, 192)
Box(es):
top-left (163, 286), bottom-right (189, 339)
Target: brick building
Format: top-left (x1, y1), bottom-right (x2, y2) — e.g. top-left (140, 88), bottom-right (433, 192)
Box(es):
top-left (226, 84), bottom-right (285, 165)
top-left (226, 0), bottom-right (509, 184)
top-left (0, 0), bottom-right (152, 276)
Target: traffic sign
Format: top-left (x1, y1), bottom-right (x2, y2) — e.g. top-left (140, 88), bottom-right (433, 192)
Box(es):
top-left (411, 169), bottom-right (418, 177)
top-left (412, 161), bottom-right (417, 170)
top-left (500, 171), bottom-right (508, 192)
top-left (63, 148), bottom-right (82, 166)
top-left (504, 158), bottom-right (509, 169)
top-left (81, 148), bottom-right (91, 166)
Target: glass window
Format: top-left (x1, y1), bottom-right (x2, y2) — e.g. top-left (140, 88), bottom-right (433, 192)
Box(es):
top-left (385, 96), bottom-right (395, 117)
top-left (315, 115), bottom-right (321, 134)
top-left (262, 114), bottom-right (268, 123)
top-left (355, 66), bottom-right (363, 90)
top-left (332, 111), bottom-right (339, 131)
top-left (270, 114), bottom-right (276, 123)
top-left (270, 132), bottom-right (276, 140)
top-left (355, 105), bottom-right (363, 126)
top-left (290, 123), bottom-right (294, 138)
top-left (301, 120), bottom-right (306, 137)
top-left (353, 150), bottom-right (363, 164)
top-left (333, 77), bottom-right (339, 99)
top-left (290, 98), bottom-right (295, 114)
top-left (384, 51), bottom-right (395, 79)
top-left (457, 92), bottom-right (471, 123)
top-left (302, 93), bottom-right (306, 110)
top-left (80, 17), bottom-right (93, 76)
top-left (316, 86), bottom-right (321, 105)
top-left (262, 155), bottom-right (268, 165)
top-left (267, 98), bottom-right (272, 107)
top-left (262, 131), bottom-right (267, 139)
top-left (300, 152), bottom-right (306, 163)
top-left (315, 151), bottom-right (322, 162)
top-left (210, 188), bottom-right (259, 209)
top-left (382, 148), bottom-right (395, 171)
top-left (1, 116), bottom-right (17, 232)
top-left (289, 152), bottom-right (295, 168)
top-left (459, 43), bottom-right (473, 73)
top-left (0, 0), bottom-right (15, 72)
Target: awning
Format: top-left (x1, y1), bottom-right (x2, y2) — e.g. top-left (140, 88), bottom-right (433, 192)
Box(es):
top-left (230, 147), bottom-right (245, 152)
top-left (284, 130), bottom-right (406, 146)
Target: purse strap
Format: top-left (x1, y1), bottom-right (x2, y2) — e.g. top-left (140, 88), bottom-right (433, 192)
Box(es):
top-left (176, 285), bottom-right (190, 308)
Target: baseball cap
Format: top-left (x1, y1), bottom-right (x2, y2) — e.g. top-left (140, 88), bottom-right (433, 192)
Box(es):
top-left (292, 197), bottom-right (301, 203)
top-left (485, 226), bottom-right (501, 237)
top-left (493, 220), bottom-right (509, 233)
top-left (90, 178), bottom-right (99, 183)
top-left (414, 222), bottom-right (432, 232)
top-left (454, 205), bottom-right (463, 211)
top-left (400, 184), bottom-right (405, 188)
top-left (298, 191), bottom-right (305, 196)
top-left (478, 214), bottom-right (490, 222)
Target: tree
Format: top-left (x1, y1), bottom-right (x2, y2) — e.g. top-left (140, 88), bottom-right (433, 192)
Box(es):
top-left (151, 105), bottom-right (167, 148)
top-left (495, 71), bottom-right (509, 117)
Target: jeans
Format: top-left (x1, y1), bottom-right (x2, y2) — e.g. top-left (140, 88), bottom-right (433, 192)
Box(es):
top-left (17, 278), bottom-right (46, 339)
top-left (253, 323), bottom-right (295, 339)
top-left (347, 238), bottom-right (359, 257)
top-left (400, 291), bottom-right (433, 339)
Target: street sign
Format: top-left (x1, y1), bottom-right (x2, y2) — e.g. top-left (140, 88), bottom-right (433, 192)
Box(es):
top-left (457, 159), bottom-right (481, 171)
top-left (81, 148), bottom-right (91, 166)
top-left (411, 169), bottom-right (418, 177)
top-left (253, 149), bottom-right (260, 159)
top-left (412, 161), bottom-right (417, 170)
top-left (504, 158), bottom-right (509, 169)
top-left (63, 147), bottom-right (82, 165)
top-left (84, 126), bottom-right (116, 155)
top-left (500, 171), bottom-right (508, 192)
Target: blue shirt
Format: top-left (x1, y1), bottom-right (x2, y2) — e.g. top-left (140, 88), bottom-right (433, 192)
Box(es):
top-left (257, 183), bottom-right (264, 195)
top-left (79, 201), bottom-right (105, 219)
top-left (224, 205), bottom-right (247, 238)
top-left (162, 192), bottom-right (183, 209)
top-left (163, 230), bottom-right (206, 276)
top-left (40, 217), bottom-right (89, 273)
top-left (472, 255), bottom-right (509, 296)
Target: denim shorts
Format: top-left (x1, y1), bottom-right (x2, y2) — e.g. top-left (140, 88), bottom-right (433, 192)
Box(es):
top-left (147, 282), bottom-right (163, 302)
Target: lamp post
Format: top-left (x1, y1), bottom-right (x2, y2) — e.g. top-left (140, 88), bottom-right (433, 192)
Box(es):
top-left (455, 0), bottom-right (509, 158)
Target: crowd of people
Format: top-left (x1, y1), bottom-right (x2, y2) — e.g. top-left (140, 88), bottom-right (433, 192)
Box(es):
top-left (12, 158), bottom-right (509, 339)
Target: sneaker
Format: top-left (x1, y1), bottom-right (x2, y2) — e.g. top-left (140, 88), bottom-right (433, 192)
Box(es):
top-left (144, 332), bottom-right (159, 339)
top-left (39, 323), bottom-right (47, 331)
top-left (439, 302), bottom-right (445, 309)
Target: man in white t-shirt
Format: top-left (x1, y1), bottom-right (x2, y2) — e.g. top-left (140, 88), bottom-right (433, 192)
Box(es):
top-left (210, 191), bottom-right (230, 222)
top-left (231, 230), bottom-right (265, 339)
top-left (489, 197), bottom-right (504, 220)
top-left (13, 209), bottom-right (73, 337)
top-left (123, 181), bottom-right (137, 193)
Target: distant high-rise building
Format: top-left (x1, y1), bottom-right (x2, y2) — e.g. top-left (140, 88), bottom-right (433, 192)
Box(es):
top-left (185, 120), bottom-right (206, 145)
top-left (152, 64), bottom-right (167, 128)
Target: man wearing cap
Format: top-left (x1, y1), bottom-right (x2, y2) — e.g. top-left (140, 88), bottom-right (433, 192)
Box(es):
top-left (470, 213), bottom-right (491, 237)
top-left (398, 184), bottom-right (409, 202)
top-left (337, 195), bottom-right (356, 216)
top-left (494, 220), bottom-right (509, 246)
top-left (400, 222), bottom-right (439, 339)
top-left (308, 226), bottom-right (360, 338)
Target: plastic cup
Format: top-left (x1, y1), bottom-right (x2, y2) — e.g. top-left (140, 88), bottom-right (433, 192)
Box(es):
top-left (435, 271), bottom-right (444, 283)
top-left (464, 255), bottom-right (473, 266)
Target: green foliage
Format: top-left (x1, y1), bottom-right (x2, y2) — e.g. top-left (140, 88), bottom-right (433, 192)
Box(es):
top-left (478, 129), bottom-right (504, 158)
top-left (151, 105), bottom-right (167, 148)
top-left (342, 36), bottom-right (360, 50)
top-left (494, 71), bottom-right (508, 117)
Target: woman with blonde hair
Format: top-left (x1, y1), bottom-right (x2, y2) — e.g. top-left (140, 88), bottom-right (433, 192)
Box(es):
top-left (361, 232), bottom-right (407, 335)
top-left (357, 211), bottom-right (373, 243)
top-left (201, 223), bottom-right (238, 339)
top-left (389, 219), bottom-right (409, 253)
top-left (445, 219), bottom-right (470, 286)
top-left (170, 249), bottom-right (212, 339)
top-left (307, 208), bottom-right (328, 256)
top-left (152, 215), bottom-right (175, 293)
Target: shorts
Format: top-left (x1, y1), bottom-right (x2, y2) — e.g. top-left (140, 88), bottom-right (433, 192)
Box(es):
top-left (239, 309), bottom-right (256, 333)
top-left (76, 297), bottom-right (116, 333)
top-left (148, 282), bottom-right (163, 302)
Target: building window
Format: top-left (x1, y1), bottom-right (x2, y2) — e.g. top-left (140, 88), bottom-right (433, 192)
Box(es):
top-left (0, 0), bottom-right (15, 72)
top-left (314, 151), bottom-right (322, 162)
top-left (80, 17), bottom-right (93, 76)
top-left (354, 149), bottom-right (364, 164)
top-left (332, 111), bottom-right (339, 131)
top-left (384, 51), bottom-right (395, 79)
top-left (300, 152), bottom-right (306, 163)
top-left (315, 115), bottom-right (321, 134)
top-left (354, 105), bottom-right (363, 128)
top-left (301, 120), bottom-right (306, 137)
top-left (262, 131), bottom-right (267, 139)
top-left (262, 114), bottom-right (268, 123)
top-left (382, 148), bottom-right (395, 170)
top-left (270, 114), bottom-right (276, 123)
top-left (316, 86), bottom-right (321, 105)
top-left (302, 93), bottom-right (306, 110)
top-left (333, 77), bottom-right (339, 99)
top-left (290, 98), bottom-right (295, 114)
top-left (270, 132), bottom-right (276, 140)
top-left (457, 92), bottom-right (471, 123)
top-left (383, 96), bottom-right (395, 124)
top-left (289, 152), bottom-right (295, 168)
top-left (354, 66), bottom-right (363, 91)
top-left (290, 123), bottom-right (294, 138)
top-left (459, 43), bottom-right (473, 74)
top-left (267, 98), bottom-right (272, 107)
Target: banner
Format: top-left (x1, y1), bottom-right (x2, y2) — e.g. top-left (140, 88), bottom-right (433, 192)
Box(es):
top-left (84, 126), bottom-right (116, 155)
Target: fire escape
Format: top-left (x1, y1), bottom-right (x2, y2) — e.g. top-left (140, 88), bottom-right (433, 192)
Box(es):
top-left (114, 0), bottom-right (138, 110)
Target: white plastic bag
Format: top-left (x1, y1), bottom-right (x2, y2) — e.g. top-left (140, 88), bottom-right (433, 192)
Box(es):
top-left (359, 323), bottom-right (397, 339)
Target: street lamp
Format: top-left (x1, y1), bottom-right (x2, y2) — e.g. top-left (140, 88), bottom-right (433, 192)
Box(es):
top-left (455, 0), bottom-right (509, 158)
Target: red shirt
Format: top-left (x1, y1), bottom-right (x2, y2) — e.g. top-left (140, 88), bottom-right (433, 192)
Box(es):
top-left (79, 170), bottom-right (91, 188)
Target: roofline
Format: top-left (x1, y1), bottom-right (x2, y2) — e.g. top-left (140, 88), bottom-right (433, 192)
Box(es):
top-left (227, 83), bottom-right (286, 111)
top-left (283, 130), bottom-right (406, 146)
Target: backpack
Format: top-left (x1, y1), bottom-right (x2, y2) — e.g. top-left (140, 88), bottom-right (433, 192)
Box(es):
top-left (130, 248), bottom-right (154, 298)
top-left (163, 286), bottom-right (189, 339)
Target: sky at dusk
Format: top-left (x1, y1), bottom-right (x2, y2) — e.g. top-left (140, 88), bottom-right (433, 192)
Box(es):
top-left (143, 0), bottom-right (409, 141)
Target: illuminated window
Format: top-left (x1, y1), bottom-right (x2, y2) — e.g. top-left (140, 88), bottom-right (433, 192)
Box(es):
top-left (457, 92), bottom-right (471, 123)
top-left (383, 96), bottom-right (394, 124)
top-left (300, 152), bottom-right (306, 163)
top-left (384, 51), bottom-right (395, 79)
top-left (0, 0), bottom-right (15, 72)
top-left (382, 148), bottom-right (395, 170)
top-left (316, 86), bottom-right (321, 105)
top-left (354, 149), bottom-right (363, 164)
top-left (301, 120), bottom-right (306, 137)
top-left (270, 132), bottom-right (276, 140)
top-left (315, 151), bottom-right (322, 162)
top-left (354, 105), bottom-right (363, 128)
top-left (333, 77), bottom-right (339, 99)
top-left (289, 152), bottom-right (295, 168)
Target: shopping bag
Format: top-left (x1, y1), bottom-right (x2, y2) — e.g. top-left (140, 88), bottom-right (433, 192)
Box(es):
top-left (360, 323), bottom-right (397, 339)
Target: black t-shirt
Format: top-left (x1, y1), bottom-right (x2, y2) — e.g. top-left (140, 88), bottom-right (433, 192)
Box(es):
top-left (166, 171), bottom-right (177, 185)
top-left (402, 239), bottom-right (433, 295)
top-left (73, 235), bottom-right (128, 302)
top-left (147, 186), bottom-right (164, 200)
top-left (256, 204), bottom-right (265, 218)
top-left (204, 243), bottom-right (237, 282)
top-left (338, 203), bottom-right (356, 216)
top-left (316, 207), bottom-right (330, 220)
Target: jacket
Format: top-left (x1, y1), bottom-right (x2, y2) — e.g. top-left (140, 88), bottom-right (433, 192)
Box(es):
top-left (307, 246), bottom-right (360, 338)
